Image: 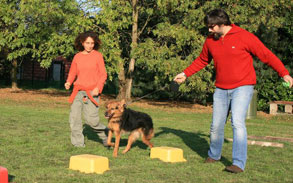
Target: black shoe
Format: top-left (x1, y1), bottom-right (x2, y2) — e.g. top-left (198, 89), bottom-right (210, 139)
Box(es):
top-left (225, 165), bottom-right (244, 173)
top-left (104, 128), bottom-right (109, 136)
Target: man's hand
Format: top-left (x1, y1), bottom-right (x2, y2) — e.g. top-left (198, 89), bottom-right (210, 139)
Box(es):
top-left (64, 82), bottom-right (71, 90)
top-left (92, 87), bottom-right (100, 96)
top-left (283, 75), bottom-right (293, 88)
top-left (174, 72), bottom-right (187, 84)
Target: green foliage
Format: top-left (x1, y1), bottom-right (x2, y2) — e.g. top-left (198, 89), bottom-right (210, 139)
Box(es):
top-left (0, 0), bottom-right (291, 109)
top-left (0, 0), bottom-right (92, 75)
top-left (254, 62), bottom-right (293, 111)
top-left (245, 0), bottom-right (293, 111)
top-left (89, 0), bottom-right (292, 106)
top-left (133, 1), bottom-right (215, 103)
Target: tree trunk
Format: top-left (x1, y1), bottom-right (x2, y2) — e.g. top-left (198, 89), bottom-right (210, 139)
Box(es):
top-left (11, 59), bottom-right (18, 90)
top-left (124, 0), bottom-right (138, 101)
top-left (116, 60), bottom-right (126, 100)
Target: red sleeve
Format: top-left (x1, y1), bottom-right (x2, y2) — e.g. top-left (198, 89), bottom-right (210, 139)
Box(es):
top-left (183, 39), bottom-right (212, 77)
top-left (245, 33), bottom-right (289, 77)
top-left (96, 54), bottom-right (107, 93)
top-left (66, 56), bottom-right (77, 84)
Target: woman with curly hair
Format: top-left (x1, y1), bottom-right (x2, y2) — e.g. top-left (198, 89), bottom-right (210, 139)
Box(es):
top-left (65, 32), bottom-right (108, 147)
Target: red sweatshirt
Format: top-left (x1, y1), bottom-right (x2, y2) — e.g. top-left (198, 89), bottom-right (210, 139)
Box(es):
top-left (66, 50), bottom-right (107, 104)
top-left (183, 24), bottom-right (289, 89)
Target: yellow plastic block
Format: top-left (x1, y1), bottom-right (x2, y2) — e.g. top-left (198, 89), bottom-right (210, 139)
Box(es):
top-left (150, 147), bottom-right (186, 163)
top-left (69, 154), bottom-right (109, 174)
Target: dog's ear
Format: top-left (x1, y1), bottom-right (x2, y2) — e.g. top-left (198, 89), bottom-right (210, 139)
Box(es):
top-left (119, 99), bottom-right (126, 111)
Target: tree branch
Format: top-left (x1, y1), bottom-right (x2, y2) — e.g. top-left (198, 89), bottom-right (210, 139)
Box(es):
top-left (138, 15), bottom-right (150, 37)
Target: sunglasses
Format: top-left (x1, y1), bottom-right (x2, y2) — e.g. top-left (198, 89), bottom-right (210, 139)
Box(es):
top-left (207, 24), bottom-right (216, 29)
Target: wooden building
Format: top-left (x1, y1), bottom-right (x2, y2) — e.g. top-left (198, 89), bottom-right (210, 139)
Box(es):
top-left (19, 56), bottom-right (71, 84)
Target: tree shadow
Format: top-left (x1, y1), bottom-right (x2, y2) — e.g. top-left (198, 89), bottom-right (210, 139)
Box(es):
top-left (156, 127), bottom-right (231, 166)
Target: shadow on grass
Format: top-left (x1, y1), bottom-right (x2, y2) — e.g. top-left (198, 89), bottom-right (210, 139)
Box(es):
top-left (156, 127), bottom-right (231, 166)
top-left (83, 124), bottom-right (105, 145)
top-left (82, 124), bottom-right (149, 150)
top-left (9, 174), bottom-right (15, 182)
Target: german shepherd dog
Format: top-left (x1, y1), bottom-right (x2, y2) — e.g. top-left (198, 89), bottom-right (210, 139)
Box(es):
top-left (104, 100), bottom-right (154, 157)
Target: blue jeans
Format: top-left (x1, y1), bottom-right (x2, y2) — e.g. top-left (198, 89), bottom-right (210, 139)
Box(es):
top-left (208, 85), bottom-right (254, 170)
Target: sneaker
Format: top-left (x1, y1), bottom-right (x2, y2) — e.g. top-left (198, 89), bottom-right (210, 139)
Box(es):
top-left (225, 165), bottom-right (244, 173)
top-left (204, 157), bottom-right (218, 163)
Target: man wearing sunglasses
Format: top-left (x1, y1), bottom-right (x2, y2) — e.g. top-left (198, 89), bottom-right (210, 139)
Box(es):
top-left (174, 9), bottom-right (292, 173)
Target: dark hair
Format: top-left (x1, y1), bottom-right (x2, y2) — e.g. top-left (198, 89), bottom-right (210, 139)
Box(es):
top-left (74, 31), bottom-right (101, 51)
top-left (204, 9), bottom-right (231, 27)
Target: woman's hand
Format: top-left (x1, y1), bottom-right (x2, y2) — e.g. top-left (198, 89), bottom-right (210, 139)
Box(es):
top-left (92, 87), bottom-right (100, 96)
top-left (64, 82), bottom-right (71, 90)
top-left (174, 72), bottom-right (187, 84)
top-left (283, 75), bottom-right (293, 88)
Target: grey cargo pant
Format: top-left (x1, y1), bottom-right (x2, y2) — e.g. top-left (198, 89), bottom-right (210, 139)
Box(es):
top-left (69, 91), bottom-right (107, 147)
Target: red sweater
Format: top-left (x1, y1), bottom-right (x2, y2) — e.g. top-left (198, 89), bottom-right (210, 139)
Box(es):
top-left (184, 24), bottom-right (289, 89)
top-left (66, 50), bottom-right (107, 104)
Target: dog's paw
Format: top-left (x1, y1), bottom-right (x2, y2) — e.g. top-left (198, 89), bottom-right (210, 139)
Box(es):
top-left (122, 149), bottom-right (129, 154)
top-left (107, 142), bottom-right (115, 147)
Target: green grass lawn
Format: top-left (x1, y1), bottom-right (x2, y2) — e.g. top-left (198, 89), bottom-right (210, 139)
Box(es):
top-left (0, 92), bottom-right (292, 183)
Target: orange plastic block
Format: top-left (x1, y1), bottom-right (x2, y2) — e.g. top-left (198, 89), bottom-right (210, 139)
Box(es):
top-left (69, 154), bottom-right (109, 174)
top-left (0, 166), bottom-right (8, 183)
top-left (150, 147), bottom-right (187, 163)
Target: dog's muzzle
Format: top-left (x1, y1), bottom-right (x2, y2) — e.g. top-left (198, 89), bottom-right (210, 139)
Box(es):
top-left (104, 111), bottom-right (114, 119)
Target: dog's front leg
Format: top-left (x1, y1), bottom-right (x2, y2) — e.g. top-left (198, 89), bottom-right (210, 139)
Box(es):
top-left (107, 130), bottom-right (115, 147)
top-left (113, 131), bottom-right (121, 157)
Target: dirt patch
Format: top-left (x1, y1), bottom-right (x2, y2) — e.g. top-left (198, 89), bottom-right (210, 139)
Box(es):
top-left (257, 111), bottom-right (271, 118)
top-left (128, 99), bottom-right (213, 113)
top-left (0, 88), bottom-right (69, 104)
top-left (0, 88), bottom-right (214, 113)
top-left (2, 88), bottom-right (281, 117)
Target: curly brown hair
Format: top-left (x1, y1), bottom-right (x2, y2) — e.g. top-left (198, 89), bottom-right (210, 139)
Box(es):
top-left (74, 32), bottom-right (101, 51)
